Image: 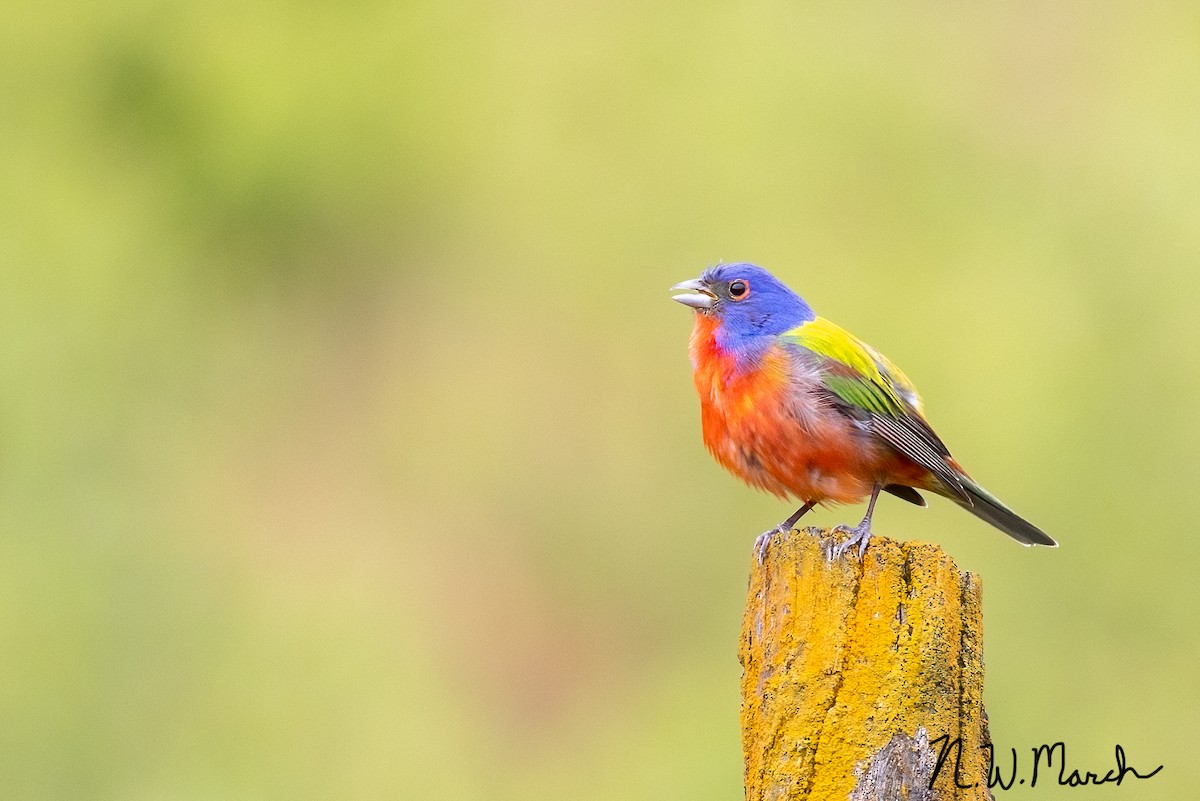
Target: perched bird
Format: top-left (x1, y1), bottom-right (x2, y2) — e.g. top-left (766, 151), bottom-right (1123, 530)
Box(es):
top-left (671, 263), bottom-right (1056, 559)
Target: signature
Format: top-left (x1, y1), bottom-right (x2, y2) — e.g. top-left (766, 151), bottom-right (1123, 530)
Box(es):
top-left (929, 735), bottom-right (1163, 790)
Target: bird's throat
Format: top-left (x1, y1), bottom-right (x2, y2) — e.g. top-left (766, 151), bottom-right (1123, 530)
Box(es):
top-left (689, 313), bottom-right (775, 379)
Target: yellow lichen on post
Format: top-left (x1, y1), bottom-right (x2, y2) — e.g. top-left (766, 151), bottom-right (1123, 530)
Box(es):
top-left (740, 528), bottom-right (992, 801)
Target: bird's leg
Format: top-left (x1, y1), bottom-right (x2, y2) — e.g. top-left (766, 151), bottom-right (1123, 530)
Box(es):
top-left (832, 483), bottom-right (882, 560)
top-left (754, 500), bottom-right (816, 564)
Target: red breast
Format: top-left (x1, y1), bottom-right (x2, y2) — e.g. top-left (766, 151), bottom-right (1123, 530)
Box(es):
top-left (687, 315), bottom-right (932, 505)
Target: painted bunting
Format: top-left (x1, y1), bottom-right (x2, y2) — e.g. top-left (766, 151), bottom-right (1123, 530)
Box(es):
top-left (671, 263), bottom-right (1056, 560)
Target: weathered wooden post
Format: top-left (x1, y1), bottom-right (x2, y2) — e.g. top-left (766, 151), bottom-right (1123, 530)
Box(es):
top-left (740, 528), bottom-right (992, 801)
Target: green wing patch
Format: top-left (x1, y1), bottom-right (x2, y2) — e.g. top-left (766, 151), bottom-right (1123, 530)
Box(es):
top-left (782, 317), bottom-right (907, 415)
top-left (821, 372), bottom-right (898, 417)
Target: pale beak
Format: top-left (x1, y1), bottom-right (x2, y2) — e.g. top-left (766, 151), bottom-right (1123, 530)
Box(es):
top-left (670, 278), bottom-right (717, 310)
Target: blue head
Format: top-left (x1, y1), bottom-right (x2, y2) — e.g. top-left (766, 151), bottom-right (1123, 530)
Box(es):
top-left (671, 263), bottom-right (815, 351)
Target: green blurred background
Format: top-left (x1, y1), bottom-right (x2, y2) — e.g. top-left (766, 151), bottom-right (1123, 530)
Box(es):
top-left (3, 2), bottom-right (1197, 799)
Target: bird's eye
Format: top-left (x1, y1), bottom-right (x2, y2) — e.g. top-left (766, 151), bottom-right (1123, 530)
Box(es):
top-left (729, 280), bottom-right (749, 299)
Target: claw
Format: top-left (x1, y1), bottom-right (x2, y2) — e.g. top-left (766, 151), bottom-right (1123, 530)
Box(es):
top-left (828, 483), bottom-right (881, 560)
top-left (830, 523), bottom-right (872, 560)
top-left (754, 500), bottom-right (817, 564)
top-left (754, 525), bottom-right (785, 564)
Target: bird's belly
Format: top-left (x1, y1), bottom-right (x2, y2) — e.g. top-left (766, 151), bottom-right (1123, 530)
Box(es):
top-left (699, 381), bottom-right (886, 505)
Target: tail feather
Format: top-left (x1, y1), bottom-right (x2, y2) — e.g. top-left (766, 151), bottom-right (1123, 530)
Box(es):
top-left (884, 484), bottom-right (926, 507)
top-left (956, 481), bottom-right (1057, 547)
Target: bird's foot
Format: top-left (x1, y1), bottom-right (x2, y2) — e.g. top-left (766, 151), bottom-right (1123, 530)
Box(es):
top-left (753, 525), bottom-right (787, 564)
top-left (830, 522), bottom-right (873, 560)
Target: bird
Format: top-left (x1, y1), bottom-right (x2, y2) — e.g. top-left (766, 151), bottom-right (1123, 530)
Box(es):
top-left (670, 262), bottom-right (1057, 560)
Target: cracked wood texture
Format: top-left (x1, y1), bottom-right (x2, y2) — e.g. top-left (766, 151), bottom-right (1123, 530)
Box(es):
top-left (740, 528), bottom-right (992, 801)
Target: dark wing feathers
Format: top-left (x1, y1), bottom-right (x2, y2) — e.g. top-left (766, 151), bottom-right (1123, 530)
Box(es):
top-left (869, 416), bottom-right (970, 503)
